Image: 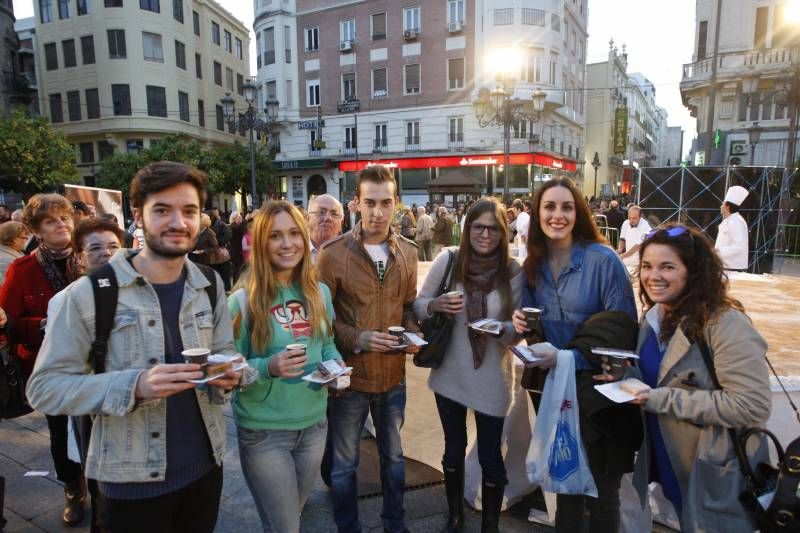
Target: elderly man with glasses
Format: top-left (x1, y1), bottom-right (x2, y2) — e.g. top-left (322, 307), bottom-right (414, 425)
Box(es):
top-left (307, 194), bottom-right (344, 263)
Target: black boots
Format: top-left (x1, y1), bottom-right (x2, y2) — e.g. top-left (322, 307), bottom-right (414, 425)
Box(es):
top-left (441, 465), bottom-right (464, 532)
top-left (480, 480), bottom-right (505, 533)
top-left (62, 475), bottom-right (86, 527)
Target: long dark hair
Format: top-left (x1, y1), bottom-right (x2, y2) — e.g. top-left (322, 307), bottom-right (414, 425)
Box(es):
top-left (523, 177), bottom-right (605, 284)
top-left (638, 223), bottom-right (745, 343)
top-left (454, 197), bottom-right (514, 319)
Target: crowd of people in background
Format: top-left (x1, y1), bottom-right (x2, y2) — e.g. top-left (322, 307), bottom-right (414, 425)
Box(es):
top-left (0, 161), bottom-right (773, 533)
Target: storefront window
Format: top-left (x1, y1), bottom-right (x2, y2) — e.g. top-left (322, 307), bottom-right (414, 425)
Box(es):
top-left (401, 168), bottom-right (428, 190)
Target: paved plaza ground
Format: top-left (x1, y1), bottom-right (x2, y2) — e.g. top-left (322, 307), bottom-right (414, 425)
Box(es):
top-left (1, 262), bottom-right (798, 532)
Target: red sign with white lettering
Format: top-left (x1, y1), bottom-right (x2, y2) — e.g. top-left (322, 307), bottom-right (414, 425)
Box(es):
top-left (337, 153), bottom-right (577, 172)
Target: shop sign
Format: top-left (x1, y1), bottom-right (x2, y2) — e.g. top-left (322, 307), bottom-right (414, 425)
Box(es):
top-left (338, 153), bottom-right (577, 172)
top-left (273, 158), bottom-right (329, 170)
top-left (459, 157), bottom-right (498, 166)
top-left (613, 107), bottom-right (628, 154)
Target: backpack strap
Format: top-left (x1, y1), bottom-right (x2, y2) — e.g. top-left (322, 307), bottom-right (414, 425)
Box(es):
top-left (194, 263), bottom-right (218, 313)
top-left (88, 263), bottom-right (119, 375)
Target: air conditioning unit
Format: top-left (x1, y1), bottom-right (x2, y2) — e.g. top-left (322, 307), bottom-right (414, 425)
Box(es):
top-left (403, 30), bottom-right (418, 41)
top-left (729, 156), bottom-right (742, 166)
top-left (339, 40), bottom-right (353, 52)
top-left (730, 141), bottom-right (747, 156)
top-left (447, 22), bottom-right (462, 33)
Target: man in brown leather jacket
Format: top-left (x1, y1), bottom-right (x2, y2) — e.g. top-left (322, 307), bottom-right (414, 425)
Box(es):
top-left (316, 165), bottom-right (420, 533)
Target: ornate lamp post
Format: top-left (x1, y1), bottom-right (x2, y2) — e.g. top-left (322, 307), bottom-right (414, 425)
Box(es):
top-left (747, 121), bottom-right (763, 166)
top-left (220, 78), bottom-right (280, 211)
top-left (591, 152), bottom-right (602, 198)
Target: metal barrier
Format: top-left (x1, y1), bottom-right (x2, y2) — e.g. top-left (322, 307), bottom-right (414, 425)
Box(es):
top-left (597, 226), bottom-right (619, 250)
top-left (775, 224), bottom-right (800, 260)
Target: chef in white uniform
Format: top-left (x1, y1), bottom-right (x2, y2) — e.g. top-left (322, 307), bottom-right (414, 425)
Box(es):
top-left (715, 185), bottom-right (750, 270)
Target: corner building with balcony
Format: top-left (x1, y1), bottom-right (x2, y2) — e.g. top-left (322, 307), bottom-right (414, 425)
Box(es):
top-left (33, 0), bottom-right (250, 211)
top-left (681, 0), bottom-right (800, 166)
top-left (255, 0), bottom-right (588, 206)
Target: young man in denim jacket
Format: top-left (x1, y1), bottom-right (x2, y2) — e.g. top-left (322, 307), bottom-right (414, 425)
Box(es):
top-left (27, 162), bottom-right (242, 532)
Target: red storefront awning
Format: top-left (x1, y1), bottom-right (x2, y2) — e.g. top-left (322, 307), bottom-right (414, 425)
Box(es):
top-left (337, 153), bottom-right (577, 172)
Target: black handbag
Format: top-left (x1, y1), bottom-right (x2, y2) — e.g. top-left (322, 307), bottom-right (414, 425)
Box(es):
top-left (697, 336), bottom-right (800, 532)
top-left (0, 344), bottom-right (32, 419)
top-left (413, 250), bottom-right (456, 369)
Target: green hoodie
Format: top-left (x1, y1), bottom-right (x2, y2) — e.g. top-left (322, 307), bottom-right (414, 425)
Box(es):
top-left (229, 282), bottom-right (341, 430)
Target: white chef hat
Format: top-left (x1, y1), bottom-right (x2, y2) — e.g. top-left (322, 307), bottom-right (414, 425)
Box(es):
top-left (724, 185), bottom-right (749, 206)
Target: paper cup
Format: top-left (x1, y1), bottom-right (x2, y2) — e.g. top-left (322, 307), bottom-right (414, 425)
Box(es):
top-left (286, 343), bottom-right (307, 357)
top-left (182, 348), bottom-right (210, 365)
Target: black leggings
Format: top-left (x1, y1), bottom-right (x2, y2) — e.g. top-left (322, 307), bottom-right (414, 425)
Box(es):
top-left (45, 415), bottom-right (82, 484)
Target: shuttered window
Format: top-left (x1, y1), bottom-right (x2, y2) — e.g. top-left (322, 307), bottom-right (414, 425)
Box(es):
top-left (372, 12), bottom-right (386, 40)
top-left (404, 64), bottom-right (420, 94)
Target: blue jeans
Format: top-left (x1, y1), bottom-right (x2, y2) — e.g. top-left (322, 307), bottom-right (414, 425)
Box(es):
top-left (329, 382), bottom-right (406, 533)
top-left (237, 420), bottom-right (328, 533)
top-left (435, 393), bottom-right (507, 484)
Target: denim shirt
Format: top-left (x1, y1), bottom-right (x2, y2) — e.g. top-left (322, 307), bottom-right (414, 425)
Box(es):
top-left (26, 251), bottom-right (236, 483)
top-left (522, 241), bottom-right (637, 369)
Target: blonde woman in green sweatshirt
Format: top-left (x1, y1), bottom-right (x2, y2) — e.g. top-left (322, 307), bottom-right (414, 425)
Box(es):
top-left (229, 201), bottom-right (342, 533)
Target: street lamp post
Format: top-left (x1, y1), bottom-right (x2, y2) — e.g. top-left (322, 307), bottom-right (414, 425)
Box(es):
top-left (591, 152), bottom-right (602, 199)
top-left (747, 121), bottom-right (763, 166)
top-left (220, 79), bottom-right (279, 211)
top-left (473, 87), bottom-right (547, 200)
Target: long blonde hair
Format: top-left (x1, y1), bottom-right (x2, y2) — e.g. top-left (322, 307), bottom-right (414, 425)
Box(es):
top-left (234, 201), bottom-right (329, 352)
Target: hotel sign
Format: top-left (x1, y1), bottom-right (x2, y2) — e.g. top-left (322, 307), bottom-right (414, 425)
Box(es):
top-left (613, 106), bottom-right (628, 154)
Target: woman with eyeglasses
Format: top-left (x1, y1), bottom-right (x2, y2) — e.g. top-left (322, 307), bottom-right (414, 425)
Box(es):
top-left (621, 224), bottom-right (770, 531)
top-left (510, 177), bottom-right (637, 532)
top-left (0, 221), bottom-right (30, 284)
top-left (414, 197), bottom-right (524, 533)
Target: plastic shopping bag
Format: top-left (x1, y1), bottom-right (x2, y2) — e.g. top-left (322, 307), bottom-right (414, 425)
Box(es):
top-left (526, 349), bottom-right (597, 496)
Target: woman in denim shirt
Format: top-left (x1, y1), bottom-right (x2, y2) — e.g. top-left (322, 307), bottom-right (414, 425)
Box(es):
top-left (512, 178), bottom-right (636, 533)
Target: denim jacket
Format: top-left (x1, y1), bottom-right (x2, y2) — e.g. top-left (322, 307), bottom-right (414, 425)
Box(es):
top-left (522, 241), bottom-right (637, 369)
top-left (26, 251), bottom-right (236, 483)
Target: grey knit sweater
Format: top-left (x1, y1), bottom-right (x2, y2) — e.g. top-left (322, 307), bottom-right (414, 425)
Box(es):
top-left (413, 248), bottom-right (524, 418)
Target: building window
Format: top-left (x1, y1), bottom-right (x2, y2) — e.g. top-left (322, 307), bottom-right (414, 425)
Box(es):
top-left (448, 117), bottom-right (464, 144)
top-left (494, 8), bottom-right (513, 25)
top-left (108, 29), bottom-right (127, 59)
top-left (448, 57), bottom-right (464, 89)
top-left (112, 84), bottom-right (131, 115)
top-left (86, 88), bottom-right (100, 118)
top-left (98, 140), bottom-right (114, 159)
top-left (44, 42), bottom-right (58, 70)
top-left (372, 68), bottom-right (387, 98)
top-left (81, 35), bottom-right (95, 64)
top-left (49, 93), bottom-right (63, 122)
top-left (340, 19), bottom-right (355, 42)
top-left (40, 0), bottom-right (54, 23)
top-left (521, 8), bottom-right (545, 26)
top-left (265, 80), bottom-right (277, 101)
top-left (264, 27), bottom-right (275, 65)
top-left (284, 26), bottom-right (292, 63)
top-left (195, 53), bottom-right (202, 78)
top-left (127, 139), bottom-right (144, 153)
top-left (142, 32), bottom-right (163, 62)
top-left (754, 7), bottom-right (768, 49)
top-left (139, 0), bottom-right (159, 14)
top-left (77, 0), bottom-right (90, 15)
top-left (213, 61), bottom-right (222, 85)
top-left (403, 6), bottom-right (420, 31)
top-left (225, 67), bottom-right (234, 91)
top-left (236, 37), bottom-right (243, 60)
top-left (198, 99), bottom-right (205, 127)
top-left (374, 123), bottom-right (387, 150)
top-left (305, 27), bottom-right (319, 51)
top-left (173, 0), bottom-right (183, 23)
top-left (79, 142), bottom-right (94, 163)
top-left (105, 0), bottom-right (123, 6)
top-left (521, 51), bottom-right (542, 82)
top-left (215, 105), bottom-right (224, 130)
top-left (448, 0), bottom-right (464, 24)
top-left (237, 73), bottom-right (244, 95)
top-left (549, 52), bottom-right (558, 84)
top-left (406, 121), bottom-right (420, 149)
top-left (697, 20), bottom-right (708, 59)
top-left (371, 12), bottom-right (386, 40)
top-left (344, 125), bottom-right (357, 151)
top-left (67, 91), bottom-right (81, 121)
top-left (551, 13), bottom-right (561, 32)
top-left (178, 91), bottom-right (189, 121)
top-left (307, 79), bottom-right (320, 106)
top-left (404, 64), bottom-right (420, 94)
top-left (58, 0), bottom-right (70, 19)
top-left (146, 85), bottom-right (167, 117)
top-left (175, 40), bottom-right (186, 69)
top-left (193, 10), bottom-right (200, 36)
top-left (211, 21), bottom-right (220, 45)
top-left (224, 30), bottom-right (232, 53)
top-left (286, 79), bottom-right (293, 107)
top-left (342, 72), bottom-right (356, 101)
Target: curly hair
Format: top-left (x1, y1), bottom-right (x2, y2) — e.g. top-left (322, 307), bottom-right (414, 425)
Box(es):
top-left (637, 223), bottom-right (745, 343)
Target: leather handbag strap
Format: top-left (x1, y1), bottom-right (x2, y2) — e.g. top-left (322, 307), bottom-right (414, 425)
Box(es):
top-left (436, 250), bottom-right (456, 296)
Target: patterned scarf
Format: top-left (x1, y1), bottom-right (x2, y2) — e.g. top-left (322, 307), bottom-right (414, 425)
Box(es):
top-left (464, 249), bottom-right (502, 369)
top-left (35, 242), bottom-right (81, 293)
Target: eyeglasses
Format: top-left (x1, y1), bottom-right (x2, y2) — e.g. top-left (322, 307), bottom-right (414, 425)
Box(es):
top-left (309, 209), bottom-right (343, 220)
top-left (469, 223), bottom-right (502, 237)
top-left (86, 243), bottom-right (121, 255)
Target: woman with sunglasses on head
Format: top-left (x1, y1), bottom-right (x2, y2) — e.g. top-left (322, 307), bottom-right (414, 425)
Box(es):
top-left (414, 197), bottom-right (524, 533)
top-left (510, 177), bottom-right (637, 532)
top-left (623, 224), bottom-right (770, 531)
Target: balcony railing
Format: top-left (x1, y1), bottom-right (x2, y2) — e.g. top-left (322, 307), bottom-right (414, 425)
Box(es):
top-left (405, 136), bottom-right (420, 151)
top-left (343, 141), bottom-right (357, 156)
top-left (682, 47), bottom-right (800, 84)
top-left (448, 133), bottom-right (464, 149)
top-left (373, 139), bottom-right (387, 152)
top-left (309, 144), bottom-right (322, 157)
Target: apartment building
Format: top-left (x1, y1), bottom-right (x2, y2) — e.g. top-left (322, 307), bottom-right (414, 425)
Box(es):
top-left (1, 0), bottom-right (37, 115)
top-left (681, 0), bottom-right (800, 166)
top-left (32, 0), bottom-right (250, 208)
top-left (255, 0), bottom-right (588, 206)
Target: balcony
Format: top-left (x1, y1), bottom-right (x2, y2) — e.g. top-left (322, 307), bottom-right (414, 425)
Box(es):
top-left (373, 139), bottom-right (387, 152)
top-left (309, 144), bottom-right (322, 157)
top-left (681, 47), bottom-right (800, 87)
top-left (448, 133), bottom-right (464, 150)
top-left (343, 141), bottom-right (357, 156)
top-left (405, 136), bottom-right (420, 151)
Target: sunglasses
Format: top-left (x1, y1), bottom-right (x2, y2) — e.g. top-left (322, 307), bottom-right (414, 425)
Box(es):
top-left (645, 226), bottom-right (694, 243)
